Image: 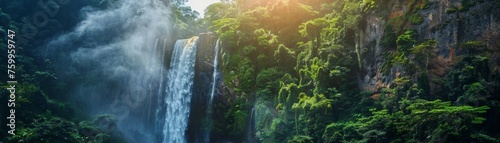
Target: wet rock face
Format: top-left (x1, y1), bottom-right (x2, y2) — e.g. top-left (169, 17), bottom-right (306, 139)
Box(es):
top-left (189, 32), bottom-right (239, 142)
top-left (187, 32), bottom-right (217, 142)
top-left (359, 15), bottom-right (389, 92)
top-left (359, 0), bottom-right (500, 94)
top-left (186, 32), bottom-right (238, 142)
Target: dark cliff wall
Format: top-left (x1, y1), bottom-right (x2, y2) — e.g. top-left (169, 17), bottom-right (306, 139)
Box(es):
top-left (187, 33), bottom-right (217, 142)
top-left (189, 33), bottom-right (238, 142)
top-left (359, 0), bottom-right (500, 95)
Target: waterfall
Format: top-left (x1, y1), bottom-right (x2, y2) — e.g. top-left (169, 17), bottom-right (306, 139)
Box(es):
top-left (45, 0), bottom-right (207, 142)
top-left (162, 37), bottom-right (199, 143)
top-left (247, 105), bottom-right (256, 142)
top-left (210, 39), bottom-right (220, 103)
top-left (155, 38), bottom-right (169, 139)
top-left (204, 39), bottom-right (220, 143)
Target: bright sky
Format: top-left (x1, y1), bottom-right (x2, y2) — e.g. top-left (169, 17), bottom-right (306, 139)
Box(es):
top-left (185, 0), bottom-right (220, 18)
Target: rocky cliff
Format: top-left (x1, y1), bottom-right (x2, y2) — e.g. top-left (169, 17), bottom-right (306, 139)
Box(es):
top-left (359, 0), bottom-right (499, 96)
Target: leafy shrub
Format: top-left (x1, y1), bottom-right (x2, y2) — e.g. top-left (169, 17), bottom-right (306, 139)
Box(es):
top-left (325, 99), bottom-right (490, 142)
top-left (459, 0), bottom-right (476, 11)
top-left (446, 8), bottom-right (458, 13)
top-left (288, 135), bottom-right (314, 143)
top-left (409, 13), bottom-right (423, 25)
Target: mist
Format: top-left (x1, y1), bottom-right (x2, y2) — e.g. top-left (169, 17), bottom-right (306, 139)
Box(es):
top-left (46, 0), bottom-right (173, 142)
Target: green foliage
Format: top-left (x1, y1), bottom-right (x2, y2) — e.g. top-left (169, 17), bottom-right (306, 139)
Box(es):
top-left (222, 96), bottom-right (252, 140)
top-left (421, 1), bottom-right (434, 10)
top-left (471, 133), bottom-right (500, 143)
top-left (295, 93), bottom-right (333, 113)
top-left (411, 40), bottom-right (436, 68)
top-left (255, 29), bottom-right (279, 47)
top-left (233, 110), bottom-right (249, 133)
top-left (0, 6), bottom-right (129, 142)
top-left (416, 72), bottom-right (431, 97)
top-left (381, 25), bottom-right (397, 49)
top-left (322, 121), bottom-right (367, 143)
top-left (274, 44), bottom-right (296, 68)
top-left (206, 0), bottom-right (500, 142)
top-left (288, 135), bottom-right (314, 143)
top-left (388, 15), bottom-right (406, 34)
top-left (171, 4), bottom-right (204, 38)
top-left (396, 30), bottom-right (417, 52)
top-left (256, 68), bottom-right (283, 100)
top-left (0, 8), bottom-right (11, 27)
top-left (9, 116), bottom-right (81, 143)
top-left (324, 99), bottom-right (490, 142)
top-left (409, 13), bottom-right (423, 25)
top-left (446, 7), bottom-right (458, 13)
top-left (459, 0), bottom-right (476, 11)
top-left (212, 18), bottom-right (240, 35)
top-left (461, 40), bottom-right (484, 48)
top-left (8, 115), bottom-right (117, 143)
top-left (204, 2), bottom-right (237, 26)
top-left (403, 100), bottom-right (489, 142)
top-left (445, 55), bottom-right (491, 105)
top-left (299, 18), bottom-right (328, 38)
top-left (270, 118), bottom-right (288, 141)
top-left (459, 40), bottom-right (485, 55)
top-left (384, 30), bottom-right (423, 74)
top-left (387, 1), bottom-right (423, 33)
top-left (457, 81), bottom-right (489, 105)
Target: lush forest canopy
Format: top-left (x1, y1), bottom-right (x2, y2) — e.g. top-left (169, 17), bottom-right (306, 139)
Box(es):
top-left (1, 0), bottom-right (499, 142)
top-left (200, 0), bottom-right (500, 142)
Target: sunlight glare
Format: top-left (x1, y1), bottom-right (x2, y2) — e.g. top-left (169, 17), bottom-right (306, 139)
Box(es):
top-left (185, 0), bottom-right (220, 18)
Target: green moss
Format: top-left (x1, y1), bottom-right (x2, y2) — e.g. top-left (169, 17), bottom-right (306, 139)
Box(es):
top-left (471, 133), bottom-right (500, 143)
top-left (422, 1), bottom-right (434, 9)
top-left (288, 135), bottom-right (314, 143)
top-left (396, 30), bottom-right (417, 52)
top-left (446, 7), bottom-right (458, 13)
top-left (460, 40), bottom-right (484, 48)
top-left (381, 25), bottom-right (397, 49)
top-left (459, 0), bottom-right (476, 11)
top-left (409, 13), bottom-right (423, 25)
top-left (388, 15), bottom-right (406, 34)
top-left (459, 40), bottom-right (486, 55)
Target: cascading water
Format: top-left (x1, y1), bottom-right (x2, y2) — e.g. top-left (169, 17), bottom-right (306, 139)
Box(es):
top-left (46, 0), bottom-right (215, 142)
top-left (204, 39), bottom-right (220, 143)
top-left (162, 37), bottom-right (199, 143)
top-left (154, 38), bottom-right (169, 140)
top-left (210, 39), bottom-right (220, 103)
top-left (247, 105), bottom-right (256, 142)
top-left (47, 0), bottom-right (175, 142)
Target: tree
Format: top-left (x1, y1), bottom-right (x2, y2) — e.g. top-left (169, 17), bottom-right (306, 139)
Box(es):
top-left (204, 2), bottom-right (237, 26)
top-left (411, 39), bottom-right (436, 68)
